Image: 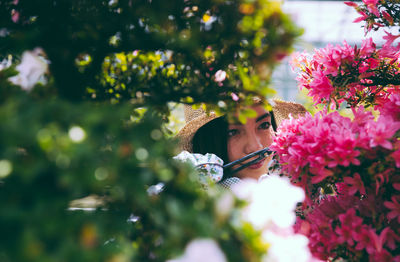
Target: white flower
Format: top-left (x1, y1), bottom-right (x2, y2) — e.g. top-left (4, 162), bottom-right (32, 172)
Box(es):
top-left (214, 70), bottom-right (226, 82)
top-left (168, 238), bottom-right (227, 262)
top-left (8, 48), bottom-right (48, 91)
top-left (232, 175), bottom-right (304, 229)
top-left (262, 231), bottom-right (311, 262)
top-left (215, 191), bottom-right (234, 220)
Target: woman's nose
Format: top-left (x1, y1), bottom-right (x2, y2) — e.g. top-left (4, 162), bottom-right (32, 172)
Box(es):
top-left (244, 132), bottom-right (263, 154)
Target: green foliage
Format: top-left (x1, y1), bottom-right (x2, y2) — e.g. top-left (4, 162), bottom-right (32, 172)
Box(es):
top-left (0, 0), bottom-right (301, 260)
top-left (0, 92), bottom-right (265, 261)
top-left (0, 0), bottom-right (301, 111)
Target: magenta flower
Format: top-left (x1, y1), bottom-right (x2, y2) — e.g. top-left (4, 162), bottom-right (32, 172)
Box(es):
top-left (370, 249), bottom-right (394, 262)
top-left (353, 11), bottom-right (369, 24)
top-left (384, 196), bottom-right (400, 223)
top-left (362, 0), bottom-right (380, 17)
top-left (230, 92), bottom-right (239, 101)
top-left (335, 208), bottom-right (364, 246)
top-left (367, 115), bottom-right (400, 150)
top-left (354, 226), bottom-right (375, 252)
top-left (359, 38), bottom-right (376, 57)
top-left (379, 93), bottom-right (400, 121)
top-left (392, 148), bottom-right (400, 168)
top-left (368, 228), bottom-right (391, 256)
top-left (308, 68), bottom-right (334, 104)
top-left (382, 31), bottom-right (400, 47)
top-left (343, 173), bottom-right (366, 196)
top-left (344, 1), bottom-right (358, 8)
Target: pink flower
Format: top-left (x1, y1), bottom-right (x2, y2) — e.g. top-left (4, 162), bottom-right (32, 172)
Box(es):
top-left (370, 249), bottom-right (394, 262)
top-left (11, 0), bottom-right (19, 23)
top-left (230, 92), bottom-right (239, 101)
top-left (335, 208), bottom-right (365, 246)
top-left (214, 70), bottom-right (226, 82)
top-left (384, 228), bottom-right (400, 250)
top-left (344, 1), bottom-right (358, 8)
top-left (315, 41), bottom-right (355, 76)
top-left (354, 226), bottom-right (375, 252)
top-left (343, 173), bottom-right (366, 196)
top-left (290, 51), bottom-right (309, 72)
top-left (392, 148), bottom-right (400, 168)
top-left (308, 68), bottom-right (334, 103)
top-left (368, 228), bottom-right (391, 256)
top-left (359, 38), bottom-right (376, 57)
top-left (379, 93), bottom-right (400, 121)
top-left (351, 106), bottom-right (375, 127)
top-left (383, 31), bottom-right (400, 47)
top-left (353, 11), bottom-right (369, 24)
top-left (384, 196), bottom-right (400, 223)
top-left (362, 0), bottom-right (380, 17)
top-left (367, 115), bottom-right (400, 150)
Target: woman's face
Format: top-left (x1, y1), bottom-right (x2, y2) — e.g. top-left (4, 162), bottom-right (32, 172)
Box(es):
top-left (227, 105), bottom-right (274, 180)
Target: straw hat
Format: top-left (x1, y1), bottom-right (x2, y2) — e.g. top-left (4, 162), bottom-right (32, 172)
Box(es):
top-left (178, 99), bottom-right (307, 152)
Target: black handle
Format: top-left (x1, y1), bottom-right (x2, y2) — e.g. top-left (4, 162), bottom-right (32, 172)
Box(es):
top-left (223, 147), bottom-right (273, 174)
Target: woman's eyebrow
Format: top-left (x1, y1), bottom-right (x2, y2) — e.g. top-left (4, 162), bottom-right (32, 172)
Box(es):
top-left (256, 112), bottom-right (271, 122)
top-left (229, 112), bottom-right (271, 125)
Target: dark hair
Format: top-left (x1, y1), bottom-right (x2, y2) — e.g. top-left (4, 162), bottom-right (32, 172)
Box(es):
top-left (192, 116), bottom-right (229, 164)
top-left (192, 111), bottom-right (277, 179)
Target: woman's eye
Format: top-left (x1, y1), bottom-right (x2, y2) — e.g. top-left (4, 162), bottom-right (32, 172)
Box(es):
top-left (259, 121), bottom-right (271, 130)
top-left (227, 129), bottom-right (239, 138)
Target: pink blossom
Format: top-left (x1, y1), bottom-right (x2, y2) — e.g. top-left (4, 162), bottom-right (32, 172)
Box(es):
top-left (353, 11), bottom-right (369, 23)
top-left (344, 1), bottom-right (358, 8)
top-left (384, 196), bottom-right (400, 223)
top-left (11, 9), bottom-right (19, 23)
top-left (307, 226), bottom-right (338, 260)
top-left (354, 226), bottom-right (375, 252)
top-left (370, 249), bottom-right (394, 262)
top-left (11, 0), bottom-right (19, 23)
top-left (335, 208), bottom-right (364, 246)
top-left (273, 110), bottom-right (374, 186)
top-left (392, 148), bottom-right (400, 168)
top-left (384, 228), bottom-right (400, 250)
top-left (367, 115), bottom-right (400, 150)
top-left (362, 0), bottom-right (380, 17)
top-left (382, 31), bottom-right (400, 47)
top-left (343, 173), bottom-right (366, 196)
top-left (214, 70), bottom-right (226, 82)
top-left (359, 38), bottom-right (376, 57)
top-left (230, 92), bottom-right (239, 101)
top-left (290, 51), bottom-right (309, 72)
top-left (351, 106), bottom-right (374, 127)
top-left (379, 93), bottom-right (400, 121)
top-left (368, 228), bottom-right (391, 256)
top-left (308, 68), bottom-right (334, 104)
top-left (314, 41), bottom-right (355, 76)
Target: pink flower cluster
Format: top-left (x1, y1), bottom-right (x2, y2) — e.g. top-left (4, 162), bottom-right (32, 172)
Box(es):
top-left (291, 38), bottom-right (400, 109)
top-left (285, 2), bottom-right (400, 260)
top-left (294, 194), bottom-right (400, 261)
top-left (345, 0), bottom-right (400, 33)
top-left (271, 105), bottom-right (400, 187)
top-left (271, 97), bottom-right (400, 260)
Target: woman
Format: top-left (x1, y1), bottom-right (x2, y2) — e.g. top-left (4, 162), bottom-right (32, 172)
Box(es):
top-left (178, 99), bottom-right (307, 181)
